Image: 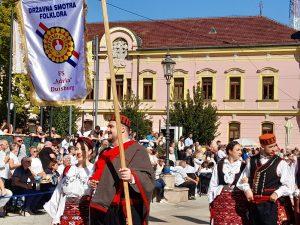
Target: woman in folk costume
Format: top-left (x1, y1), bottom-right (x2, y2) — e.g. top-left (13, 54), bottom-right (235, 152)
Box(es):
top-left (208, 141), bottom-right (249, 225)
top-left (44, 137), bottom-right (94, 225)
top-left (294, 154), bottom-right (300, 225)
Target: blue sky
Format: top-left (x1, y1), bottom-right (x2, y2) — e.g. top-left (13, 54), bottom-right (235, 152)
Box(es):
top-left (86, 0), bottom-right (291, 26)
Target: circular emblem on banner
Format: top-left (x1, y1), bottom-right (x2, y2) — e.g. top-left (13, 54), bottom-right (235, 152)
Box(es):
top-left (43, 27), bottom-right (74, 63)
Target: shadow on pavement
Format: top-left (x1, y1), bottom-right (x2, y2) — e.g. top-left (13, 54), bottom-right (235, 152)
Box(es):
top-left (173, 215), bottom-right (209, 224)
top-left (149, 216), bottom-right (167, 222)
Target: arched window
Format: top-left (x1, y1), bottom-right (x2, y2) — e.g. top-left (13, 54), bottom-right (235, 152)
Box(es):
top-left (262, 122), bottom-right (274, 134)
top-left (196, 68), bottom-right (217, 100)
top-left (139, 69), bottom-right (157, 101)
top-left (171, 69), bottom-right (188, 100)
top-left (257, 67), bottom-right (279, 101)
top-left (224, 68), bottom-right (245, 101)
top-left (229, 122), bottom-right (240, 142)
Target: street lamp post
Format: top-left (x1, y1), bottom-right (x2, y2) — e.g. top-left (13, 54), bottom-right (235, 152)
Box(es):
top-left (161, 54), bottom-right (176, 172)
top-left (7, 8), bottom-right (14, 127)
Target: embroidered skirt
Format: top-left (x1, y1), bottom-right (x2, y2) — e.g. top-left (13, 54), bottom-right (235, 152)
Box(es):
top-left (210, 188), bottom-right (249, 225)
top-left (61, 195), bottom-right (91, 225)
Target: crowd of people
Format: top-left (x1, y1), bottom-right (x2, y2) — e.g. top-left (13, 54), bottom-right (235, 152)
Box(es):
top-left (145, 132), bottom-right (218, 201)
top-left (0, 115), bottom-right (221, 222)
top-left (0, 135), bottom-right (81, 217)
top-left (0, 115), bottom-right (155, 225)
top-left (0, 116), bottom-right (299, 225)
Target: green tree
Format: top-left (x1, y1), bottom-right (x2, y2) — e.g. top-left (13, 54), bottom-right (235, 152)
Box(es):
top-left (0, 0), bottom-right (14, 123)
top-left (11, 73), bottom-right (39, 128)
top-left (42, 106), bottom-right (81, 136)
top-left (120, 93), bottom-right (152, 139)
top-left (169, 85), bottom-right (220, 145)
top-left (0, 2), bottom-right (33, 129)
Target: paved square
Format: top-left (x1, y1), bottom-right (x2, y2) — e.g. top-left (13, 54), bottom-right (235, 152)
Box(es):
top-left (0, 196), bottom-right (210, 225)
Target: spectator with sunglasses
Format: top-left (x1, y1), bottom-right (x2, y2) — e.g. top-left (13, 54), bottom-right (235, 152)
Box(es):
top-left (29, 147), bottom-right (45, 178)
top-left (9, 143), bottom-right (21, 175)
top-left (13, 136), bottom-right (27, 162)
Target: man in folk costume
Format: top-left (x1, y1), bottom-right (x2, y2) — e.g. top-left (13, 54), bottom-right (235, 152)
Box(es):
top-left (89, 115), bottom-right (155, 225)
top-left (237, 133), bottom-right (294, 225)
top-left (293, 154), bottom-right (300, 225)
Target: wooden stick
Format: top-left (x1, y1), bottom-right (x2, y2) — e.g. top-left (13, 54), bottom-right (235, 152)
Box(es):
top-left (100, 1), bottom-right (133, 225)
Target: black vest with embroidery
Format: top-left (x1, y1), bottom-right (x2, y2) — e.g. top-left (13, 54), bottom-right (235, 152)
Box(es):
top-left (296, 157), bottom-right (300, 188)
top-left (249, 154), bottom-right (282, 196)
top-left (217, 159), bottom-right (246, 186)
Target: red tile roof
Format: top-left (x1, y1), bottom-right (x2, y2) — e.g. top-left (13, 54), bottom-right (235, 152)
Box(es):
top-left (87, 16), bottom-right (298, 49)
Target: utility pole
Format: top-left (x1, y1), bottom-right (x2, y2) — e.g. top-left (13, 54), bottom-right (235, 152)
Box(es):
top-left (40, 107), bottom-right (44, 127)
top-left (49, 107), bottom-right (53, 136)
top-left (7, 8), bottom-right (14, 127)
top-left (69, 106), bottom-right (72, 135)
top-left (93, 35), bottom-right (100, 127)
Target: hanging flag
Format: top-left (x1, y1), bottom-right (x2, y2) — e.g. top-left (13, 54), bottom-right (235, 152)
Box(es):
top-left (16, 0), bottom-right (91, 106)
top-left (12, 20), bottom-right (27, 74)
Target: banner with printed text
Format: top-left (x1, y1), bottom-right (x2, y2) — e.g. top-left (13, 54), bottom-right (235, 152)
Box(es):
top-left (17, 0), bottom-right (91, 106)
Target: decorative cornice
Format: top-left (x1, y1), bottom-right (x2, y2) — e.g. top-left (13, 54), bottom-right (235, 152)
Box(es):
top-left (224, 68), bottom-right (245, 74)
top-left (139, 69), bottom-right (156, 75)
top-left (173, 69), bottom-right (188, 74)
top-left (196, 68), bottom-right (217, 74)
top-left (256, 67), bottom-right (279, 73)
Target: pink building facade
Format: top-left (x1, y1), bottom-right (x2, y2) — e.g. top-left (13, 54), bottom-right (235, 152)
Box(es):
top-left (82, 16), bottom-right (300, 148)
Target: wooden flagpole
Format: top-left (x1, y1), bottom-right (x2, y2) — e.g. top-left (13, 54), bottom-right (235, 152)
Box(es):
top-left (100, 1), bottom-right (133, 225)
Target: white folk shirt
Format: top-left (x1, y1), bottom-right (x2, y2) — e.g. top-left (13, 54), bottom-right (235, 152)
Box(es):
top-left (208, 159), bottom-right (242, 203)
top-left (236, 155), bottom-right (294, 198)
top-left (217, 150), bottom-right (227, 160)
top-left (44, 163), bottom-right (94, 224)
